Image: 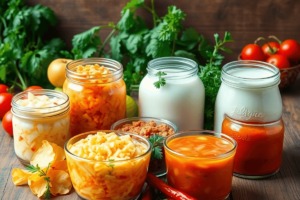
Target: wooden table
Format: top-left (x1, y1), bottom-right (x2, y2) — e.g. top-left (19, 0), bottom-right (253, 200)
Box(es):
top-left (1, 77), bottom-right (300, 200)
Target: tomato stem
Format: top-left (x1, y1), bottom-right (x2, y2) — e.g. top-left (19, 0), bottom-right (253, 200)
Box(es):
top-left (255, 37), bottom-right (276, 54)
top-left (269, 36), bottom-right (282, 44)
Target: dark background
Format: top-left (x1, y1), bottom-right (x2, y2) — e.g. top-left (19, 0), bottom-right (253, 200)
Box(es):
top-left (25, 0), bottom-right (300, 63)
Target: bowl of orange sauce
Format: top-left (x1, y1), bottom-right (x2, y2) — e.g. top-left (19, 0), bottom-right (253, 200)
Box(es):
top-left (164, 130), bottom-right (237, 200)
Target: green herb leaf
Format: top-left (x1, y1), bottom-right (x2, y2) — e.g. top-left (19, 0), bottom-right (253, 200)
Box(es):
top-left (153, 71), bottom-right (167, 89)
top-left (25, 164), bottom-right (41, 173)
top-left (118, 9), bottom-right (135, 31)
top-left (110, 35), bottom-right (123, 62)
top-left (122, 0), bottom-right (145, 15)
top-left (145, 38), bottom-right (172, 58)
top-left (149, 135), bottom-right (164, 160)
top-left (44, 177), bottom-right (51, 200)
top-left (72, 26), bottom-right (100, 49)
top-left (177, 28), bottom-right (200, 50)
top-left (174, 50), bottom-right (199, 63)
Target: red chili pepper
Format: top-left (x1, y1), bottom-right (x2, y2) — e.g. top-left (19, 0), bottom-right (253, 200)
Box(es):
top-left (141, 185), bottom-right (152, 200)
top-left (146, 173), bottom-right (197, 200)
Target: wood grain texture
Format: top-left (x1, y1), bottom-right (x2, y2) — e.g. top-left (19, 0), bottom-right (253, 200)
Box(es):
top-left (24, 0), bottom-right (300, 63)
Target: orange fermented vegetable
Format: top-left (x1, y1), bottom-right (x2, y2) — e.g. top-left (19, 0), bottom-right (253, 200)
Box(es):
top-left (63, 64), bottom-right (126, 136)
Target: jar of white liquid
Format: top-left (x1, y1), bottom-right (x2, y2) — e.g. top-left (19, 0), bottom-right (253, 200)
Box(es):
top-left (214, 60), bottom-right (282, 132)
top-left (139, 57), bottom-right (205, 131)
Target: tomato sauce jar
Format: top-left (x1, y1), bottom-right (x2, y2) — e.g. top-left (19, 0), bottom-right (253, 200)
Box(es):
top-left (222, 115), bottom-right (284, 179)
top-left (164, 130), bottom-right (237, 200)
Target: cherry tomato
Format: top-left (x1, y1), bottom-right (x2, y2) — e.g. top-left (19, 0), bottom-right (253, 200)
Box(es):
top-left (279, 39), bottom-right (300, 61)
top-left (0, 93), bottom-right (13, 119)
top-left (0, 84), bottom-right (9, 93)
top-left (2, 110), bottom-right (13, 136)
top-left (262, 42), bottom-right (280, 59)
top-left (267, 54), bottom-right (290, 69)
top-left (241, 44), bottom-right (266, 61)
top-left (25, 86), bottom-right (43, 91)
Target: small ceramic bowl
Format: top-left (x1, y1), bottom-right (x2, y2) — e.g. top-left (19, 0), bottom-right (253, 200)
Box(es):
top-left (238, 54), bottom-right (300, 90)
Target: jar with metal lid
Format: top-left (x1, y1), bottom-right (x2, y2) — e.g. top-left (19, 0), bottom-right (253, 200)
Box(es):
top-left (63, 58), bottom-right (126, 137)
top-left (11, 89), bottom-right (70, 164)
top-left (214, 60), bottom-right (282, 132)
top-left (139, 57), bottom-right (205, 131)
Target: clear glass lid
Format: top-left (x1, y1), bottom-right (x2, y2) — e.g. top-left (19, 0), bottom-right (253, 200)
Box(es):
top-left (221, 60), bottom-right (280, 89)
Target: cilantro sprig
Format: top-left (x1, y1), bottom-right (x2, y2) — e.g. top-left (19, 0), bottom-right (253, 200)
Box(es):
top-left (26, 164), bottom-right (51, 200)
top-left (149, 135), bottom-right (164, 160)
top-left (198, 32), bottom-right (234, 129)
top-left (153, 71), bottom-right (167, 89)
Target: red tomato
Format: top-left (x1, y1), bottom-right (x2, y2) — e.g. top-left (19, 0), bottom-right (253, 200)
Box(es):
top-left (262, 42), bottom-right (280, 59)
top-left (2, 110), bottom-right (13, 136)
top-left (241, 44), bottom-right (266, 61)
top-left (279, 39), bottom-right (300, 61)
top-left (25, 86), bottom-right (43, 91)
top-left (0, 93), bottom-right (13, 118)
top-left (0, 84), bottom-right (9, 93)
top-left (267, 54), bottom-right (290, 69)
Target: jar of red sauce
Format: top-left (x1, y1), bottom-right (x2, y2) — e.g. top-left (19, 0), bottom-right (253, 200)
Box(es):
top-left (222, 115), bottom-right (284, 179)
top-left (164, 130), bottom-right (237, 200)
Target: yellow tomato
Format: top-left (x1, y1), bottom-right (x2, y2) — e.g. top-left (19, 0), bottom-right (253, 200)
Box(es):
top-left (47, 59), bottom-right (73, 87)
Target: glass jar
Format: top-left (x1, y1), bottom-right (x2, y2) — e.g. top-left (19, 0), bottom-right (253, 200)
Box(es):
top-left (164, 130), bottom-right (237, 200)
top-left (222, 115), bottom-right (284, 179)
top-left (11, 89), bottom-right (70, 164)
top-left (139, 57), bottom-right (205, 131)
top-left (65, 130), bottom-right (151, 200)
top-left (64, 58), bottom-right (126, 137)
top-left (111, 117), bottom-right (178, 177)
top-left (214, 60), bottom-right (282, 132)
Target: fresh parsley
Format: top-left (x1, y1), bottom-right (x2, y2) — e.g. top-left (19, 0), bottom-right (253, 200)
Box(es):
top-left (108, 159), bottom-right (115, 169)
top-left (198, 31), bottom-right (234, 130)
top-left (26, 164), bottom-right (51, 200)
top-left (0, 0), bottom-right (70, 90)
top-left (153, 71), bottom-right (167, 89)
top-left (149, 135), bottom-right (164, 160)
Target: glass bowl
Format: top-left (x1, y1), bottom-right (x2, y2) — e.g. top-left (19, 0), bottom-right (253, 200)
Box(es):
top-left (111, 117), bottom-right (178, 177)
top-left (64, 130), bottom-right (152, 200)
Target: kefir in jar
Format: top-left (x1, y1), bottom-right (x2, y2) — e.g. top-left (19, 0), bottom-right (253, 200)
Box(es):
top-left (139, 57), bottom-right (205, 131)
top-left (11, 90), bottom-right (70, 164)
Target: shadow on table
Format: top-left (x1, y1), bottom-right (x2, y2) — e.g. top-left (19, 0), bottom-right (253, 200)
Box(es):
top-left (232, 182), bottom-right (266, 200)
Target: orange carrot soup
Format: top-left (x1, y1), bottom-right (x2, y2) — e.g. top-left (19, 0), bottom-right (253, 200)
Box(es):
top-left (164, 131), bottom-right (236, 200)
top-left (222, 116), bottom-right (284, 178)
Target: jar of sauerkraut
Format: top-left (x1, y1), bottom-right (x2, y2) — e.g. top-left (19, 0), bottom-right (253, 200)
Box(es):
top-left (11, 89), bottom-right (70, 164)
top-left (63, 58), bottom-right (126, 137)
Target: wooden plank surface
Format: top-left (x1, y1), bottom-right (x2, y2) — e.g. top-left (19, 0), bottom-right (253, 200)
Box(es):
top-left (0, 77), bottom-right (300, 200)
top-left (24, 0), bottom-right (300, 63)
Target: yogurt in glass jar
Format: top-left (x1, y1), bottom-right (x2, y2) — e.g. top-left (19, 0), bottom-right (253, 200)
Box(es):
top-left (214, 60), bottom-right (282, 132)
top-left (139, 57), bottom-right (205, 131)
top-left (11, 89), bottom-right (70, 164)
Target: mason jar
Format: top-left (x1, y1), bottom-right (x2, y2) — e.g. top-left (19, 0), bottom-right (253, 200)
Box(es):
top-left (214, 60), bottom-right (282, 132)
top-left (139, 57), bottom-right (205, 131)
top-left (11, 89), bottom-right (70, 164)
top-left (222, 115), bottom-right (284, 179)
top-left (63, 58), bottom-right (126, 137)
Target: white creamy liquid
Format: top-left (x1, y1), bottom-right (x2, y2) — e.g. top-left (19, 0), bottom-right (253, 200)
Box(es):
top-left (139, 74), bottom-right (205, 131)
top-left (214, 67), bottom-right (282, 132)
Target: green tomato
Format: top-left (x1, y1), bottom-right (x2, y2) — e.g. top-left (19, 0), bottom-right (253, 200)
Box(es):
top-left (126, 95), bottom-right (138, 117)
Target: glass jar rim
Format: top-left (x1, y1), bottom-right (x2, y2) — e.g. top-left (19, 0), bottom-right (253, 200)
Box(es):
top-left (164, 130), bottom-right (237, 159)
top-left (66, 58), bottom-right (123, 84)
top-left (221, 60), bottom-right (280, 89)
top-left (11, 89), bottom-right (70, 119)
top-left (147, 57), bottom-right (198, 80)
top-left (111, 117), bottom-right (178, 133)
top-left (64, 130), bottom-right (152, 163)
top-left (224, 115), bottom-right (282, 127)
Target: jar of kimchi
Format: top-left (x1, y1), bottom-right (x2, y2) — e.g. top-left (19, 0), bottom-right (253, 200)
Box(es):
top-left (63, 58), bottom-right (126, 137)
